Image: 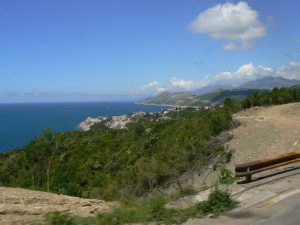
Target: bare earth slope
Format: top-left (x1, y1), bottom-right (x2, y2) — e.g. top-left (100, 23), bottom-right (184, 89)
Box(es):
top-left (0, 187), bottom-right (115, 225)
top-left (228, 102), bottom-right (300, 164)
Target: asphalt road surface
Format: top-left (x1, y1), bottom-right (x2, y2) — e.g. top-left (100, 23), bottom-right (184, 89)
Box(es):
top-left (184, 189), bottom-right (300, 225)
top-left (255, 191), bottom-right (300, 225)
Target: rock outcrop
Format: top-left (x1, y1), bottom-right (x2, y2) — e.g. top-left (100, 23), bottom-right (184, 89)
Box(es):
top-left (78, 116), bottom-right (107, 131)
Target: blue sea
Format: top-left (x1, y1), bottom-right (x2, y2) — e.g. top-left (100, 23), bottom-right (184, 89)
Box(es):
top-left (0, 102), bottom-right (168, 152)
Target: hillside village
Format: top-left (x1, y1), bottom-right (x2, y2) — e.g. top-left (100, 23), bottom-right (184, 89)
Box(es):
top-left (78, 107), bottom-right (214, 131)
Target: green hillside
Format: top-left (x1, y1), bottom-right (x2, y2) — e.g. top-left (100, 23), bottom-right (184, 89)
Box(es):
top-left (0, 107), bottom-right (233, 201)
top-left (138, 91), bottom-right (204, 106)
top-left (139, 89), bottom-right (258, 107)
top-left (207, 89), bottom-right (262, 102)
top-left (241, 87), bottom-right (300, 108)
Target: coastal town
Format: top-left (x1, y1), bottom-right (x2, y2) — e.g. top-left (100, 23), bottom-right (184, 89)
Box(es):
top-left (78, 108), bottom-right (183, 131)
top-left (78, 105), bottom-right (218, 131)
top-left (78, 111), bottom-right (147, 131)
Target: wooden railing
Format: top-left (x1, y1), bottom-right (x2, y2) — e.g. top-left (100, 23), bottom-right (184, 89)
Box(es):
top-left (235, 150), bottom-right (300, 182)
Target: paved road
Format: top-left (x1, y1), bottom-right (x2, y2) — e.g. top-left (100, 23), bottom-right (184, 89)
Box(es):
top-left (255, 191), bottom-right (300, 225)
top-left (184, 190), bottom-right (300, 225)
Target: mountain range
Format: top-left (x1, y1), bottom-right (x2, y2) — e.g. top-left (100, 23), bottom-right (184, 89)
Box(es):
top-left (138, 76), bottom-right (300, 107)
top-left (192, 76), bottom-right (300, 95)
top-left (238, 76), bottom-right (300, 89)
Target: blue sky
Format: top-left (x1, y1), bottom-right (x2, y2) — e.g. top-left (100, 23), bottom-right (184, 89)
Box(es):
top-left (0, 0), bottom-right (300, 102)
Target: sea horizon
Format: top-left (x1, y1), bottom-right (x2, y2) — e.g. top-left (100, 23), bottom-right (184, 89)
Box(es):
top-left (0, 100), bottom-right (138, 104)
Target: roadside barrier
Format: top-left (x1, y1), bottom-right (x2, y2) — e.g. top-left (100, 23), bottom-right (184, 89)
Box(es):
top-left (235, 150), bottom-right (300, 182)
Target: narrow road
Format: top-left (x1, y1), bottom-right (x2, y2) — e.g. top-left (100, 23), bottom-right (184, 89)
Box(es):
top-left (255, 191), bottom-right (300, 225)
top-left (184, 189), bottom-right (300, 225)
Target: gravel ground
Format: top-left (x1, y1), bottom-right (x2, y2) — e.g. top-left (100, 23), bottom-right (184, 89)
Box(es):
top-left (228, 103), bottom-right (300, 165)
top-left (0, 187), bottom-right (116, 225)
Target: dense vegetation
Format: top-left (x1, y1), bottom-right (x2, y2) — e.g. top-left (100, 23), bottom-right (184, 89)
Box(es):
top-left (241, 86), bottom-right (300, 108)
top-left (0, 107), bottom-right (233, 201)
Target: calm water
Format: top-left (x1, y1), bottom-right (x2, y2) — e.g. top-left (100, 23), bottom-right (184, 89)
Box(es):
top-left (0, 102), bottom-right (168, 151)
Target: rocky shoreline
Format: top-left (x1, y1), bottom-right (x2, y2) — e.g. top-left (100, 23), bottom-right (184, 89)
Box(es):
top-left (135, 101), bottom-right (188, 108)
top-left (78, 116), bottom-right (107, 131)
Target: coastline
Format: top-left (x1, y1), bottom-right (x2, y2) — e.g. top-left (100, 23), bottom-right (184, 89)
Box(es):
top-left (135, 102), bottom-right (203, 109)
top-left (0, 102), bottom-right (167, 151)
top-left (135, 102), bottom-right (186, 108)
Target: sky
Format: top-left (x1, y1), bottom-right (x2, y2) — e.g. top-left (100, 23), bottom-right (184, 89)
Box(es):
top-left (0, 0), bottom-right (300, 102)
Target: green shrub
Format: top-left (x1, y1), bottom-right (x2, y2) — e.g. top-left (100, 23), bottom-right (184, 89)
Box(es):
top-left (45, 212), bottom-right (74, 225)
top-left (200, 186), bottom-right (238, 215)
top-left (178, 186), bottom-right (198, 197)
top-left (219, 168), bottom-right (235, 184)
top-left (242, 86), bottom-right (300, 109)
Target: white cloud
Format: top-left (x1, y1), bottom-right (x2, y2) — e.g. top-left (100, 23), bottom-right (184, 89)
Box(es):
top-left (288, 61), bottom-right (300, 67)
top-left (275, 61), bottom-right (300, 79)
top-left (134, 61), bottom-right (300, 96)
top-left (170, 77), bottom-right (195, 89)
top-left (187, 1), bottom-right (266, 51)
top-left (170, 76), bottom-right (215, 90)
top-left (222, 42), bottom-right (239, 51)
top-left (131, 81), bottom-right (167, 95)
top-left (169, 63), bottom-right (275, 89)
top-left (215, 63), bottom-right (275, 84)
top-left (203, 62), bottom-right (300, 85)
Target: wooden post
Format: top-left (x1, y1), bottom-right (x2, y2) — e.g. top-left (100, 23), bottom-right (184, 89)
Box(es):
top-left (246, 167), bottom-right (252, 182)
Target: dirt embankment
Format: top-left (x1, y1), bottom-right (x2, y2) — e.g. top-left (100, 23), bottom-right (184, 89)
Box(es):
top-left (0, 187), bottom-right (116, 225)
top-left (228, 102), bottom-right (300, 165)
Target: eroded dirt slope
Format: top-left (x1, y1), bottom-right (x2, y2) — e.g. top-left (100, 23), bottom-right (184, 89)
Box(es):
top-left (0, 187), bottom-right (115, 225)
top-left (228, 102), bottom-right (300, 164)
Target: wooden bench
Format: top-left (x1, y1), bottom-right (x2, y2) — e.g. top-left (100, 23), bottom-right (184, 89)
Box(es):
top-left (235, 150), bottom-right (300, 182)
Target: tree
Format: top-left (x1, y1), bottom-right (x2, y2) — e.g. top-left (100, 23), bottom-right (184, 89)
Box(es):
top-left (223, 97), bottom-right (233, 109)
top-left (25, 129), bottom-right (63, 191)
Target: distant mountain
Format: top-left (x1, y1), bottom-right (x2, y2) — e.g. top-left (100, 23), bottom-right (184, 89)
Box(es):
top-left (137, 91), bottom-right (203, 107)
top-left (193, 76), bottom-right (300, 95)
top-left (137, 76), bottom-right (300, 107)
top-left (198, 89), bottom-right (259, 103)
top-left (192, 84), bottom-right (234, 95)
top-left (137, 89), bottom-right (258, 107)
top-left (238, 76), bottom-right (300, 89)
